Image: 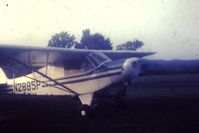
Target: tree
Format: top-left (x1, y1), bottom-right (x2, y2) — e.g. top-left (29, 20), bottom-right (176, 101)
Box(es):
top-left (79, 29), bottom-right (112, 50)
top-left (116, 39), bottom-right (144, 50)
top-left (48, 32), bottom-right (77, 48)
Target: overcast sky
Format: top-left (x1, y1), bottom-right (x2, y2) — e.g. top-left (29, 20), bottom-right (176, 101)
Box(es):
top-left (0, 0), bottom-right (199, 59)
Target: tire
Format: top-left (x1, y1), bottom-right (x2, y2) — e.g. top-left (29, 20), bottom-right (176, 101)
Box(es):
top-left (79, 104), bottom-right (92, 118)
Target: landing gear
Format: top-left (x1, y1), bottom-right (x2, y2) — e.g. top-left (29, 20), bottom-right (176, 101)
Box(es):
top-left (79, 104), bottom-right (92, 118)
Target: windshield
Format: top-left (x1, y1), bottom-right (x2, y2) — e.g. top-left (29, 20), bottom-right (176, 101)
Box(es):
top-left (87, 52), bottom-right (110, 67)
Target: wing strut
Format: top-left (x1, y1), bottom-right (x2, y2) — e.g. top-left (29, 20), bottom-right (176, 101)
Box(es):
top-left (2, 66), bottom-right (72, 93)
top-left (6, 54), bottom-right (79, 95)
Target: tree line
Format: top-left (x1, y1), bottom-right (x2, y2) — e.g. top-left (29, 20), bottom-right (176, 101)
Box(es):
top-left (48, 29), bottom-right (144, 50)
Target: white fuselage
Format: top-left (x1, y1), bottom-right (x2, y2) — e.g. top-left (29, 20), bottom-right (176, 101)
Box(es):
top-left (4, 58), bottom-right (137, 96)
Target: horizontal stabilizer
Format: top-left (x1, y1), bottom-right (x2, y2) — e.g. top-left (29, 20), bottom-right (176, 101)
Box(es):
top-left (0, 68), bottom-right (7, 85)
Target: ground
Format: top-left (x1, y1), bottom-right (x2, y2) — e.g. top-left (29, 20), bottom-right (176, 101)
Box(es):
top-left (0, 74), bottom-right (199, 133)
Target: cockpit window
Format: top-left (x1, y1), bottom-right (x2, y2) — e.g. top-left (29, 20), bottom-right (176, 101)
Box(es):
top-left (63, 52), bottom-right (110, 76)
top-left (64, 55), bottom-right (93, 76)
top-left (87, 52), bottom-right (110, 67)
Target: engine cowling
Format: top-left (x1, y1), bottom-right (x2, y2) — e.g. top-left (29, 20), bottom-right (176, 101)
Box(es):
top-left (122, 58), bottom-right (140, 79)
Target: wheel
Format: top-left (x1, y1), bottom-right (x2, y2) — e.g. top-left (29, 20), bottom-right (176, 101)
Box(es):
top-left (79, 104), bottom-right (92, 118)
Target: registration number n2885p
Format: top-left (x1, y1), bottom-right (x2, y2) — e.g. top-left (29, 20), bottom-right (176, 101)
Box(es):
top-left (14, 81), bottom-right (41, 92)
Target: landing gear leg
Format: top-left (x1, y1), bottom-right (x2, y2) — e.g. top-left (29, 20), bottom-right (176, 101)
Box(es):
top-left (78, 94), bottom-right (93, 117)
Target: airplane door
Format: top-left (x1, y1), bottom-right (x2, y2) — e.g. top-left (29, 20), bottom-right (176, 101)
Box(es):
top-left (47, 63), bottom-right (65, 79)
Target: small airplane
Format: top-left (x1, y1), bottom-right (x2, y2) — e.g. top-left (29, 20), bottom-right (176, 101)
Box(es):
top-left (0, 45), bottom-right (154, 117)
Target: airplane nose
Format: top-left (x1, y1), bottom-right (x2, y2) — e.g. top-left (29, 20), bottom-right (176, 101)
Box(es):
top-left (122, 58), bottom-right (140, 79)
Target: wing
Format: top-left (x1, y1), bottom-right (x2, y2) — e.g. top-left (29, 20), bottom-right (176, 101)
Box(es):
top-left (0, 45), bottom-right (155, 65)
top-left (100, 50), bottom-right (155, 60)
top-left (0, 45), bottom-right (91, 66)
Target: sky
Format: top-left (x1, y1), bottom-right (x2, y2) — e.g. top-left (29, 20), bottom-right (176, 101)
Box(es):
top-left (0, 0), bottom-right (199, 59)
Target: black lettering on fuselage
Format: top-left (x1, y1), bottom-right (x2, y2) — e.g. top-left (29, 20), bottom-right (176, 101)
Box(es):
top-left (15, 83), bottom-right (22, 92)
top-left (36, 81), bottom-right (41, 88)
top-left (22, 82), bottom-right (26, 91)
top-left (15, 81), bottom-right (41, 92)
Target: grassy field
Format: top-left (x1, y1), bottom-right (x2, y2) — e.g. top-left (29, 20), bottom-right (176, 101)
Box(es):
top-left (129, 74), bottom-right (199, 98)
top-left (1, 74), bottom-right (199, 133)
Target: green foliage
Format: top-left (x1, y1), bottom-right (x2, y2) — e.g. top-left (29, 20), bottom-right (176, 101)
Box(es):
top-left (48, 32), bottom-right (76, 48)
top-left (116, 39), bottom-right (144, 50)
top-left (79, 29), bottom-right (112, 50)
top-left (48, 30), bottom-right (144, 51)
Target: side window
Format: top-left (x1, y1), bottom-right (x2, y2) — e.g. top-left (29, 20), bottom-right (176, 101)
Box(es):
top-left (64, 55), bottom-right (93, 76)
top-left (2, 63), bottom-right (41, 79)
